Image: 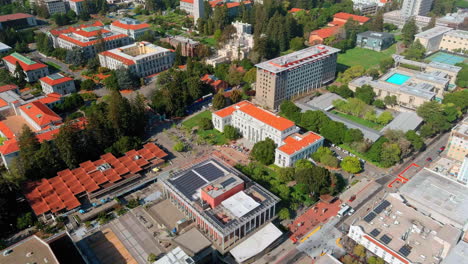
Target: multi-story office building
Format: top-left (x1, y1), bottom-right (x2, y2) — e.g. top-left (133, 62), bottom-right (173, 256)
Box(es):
top-left (401, 0), bottom-right (434, 17)
top-left (44, 0), bottom-right (67, 15)
top-left (160, 35), bottom-right (200, 57)
top-left (162, 157), bottom-right (280, 253)
top-left (98, 42), bottom-right (174, 78)
top-left (2, 52), bottom-right (49, 82)
top-left (180, 0), bottom-right (194, 15)
top-left (39, 73), bottom-right (75, 95)
top-left (254, 45), bottom-right (339, 110)
top-left (439, 30), bottom-right (468, 52)
top-left (348, 193), bottom-right (460, 264)
top-left (69, 0), bottom-right (85, 15)
top-left (53, 22), bottom-right (132, 59)
top-left (414, 26), bottom-right (453, 53)
top-left (446, 117), bottom-right (468, 162)
top-left (109, 18), bottom-right (150, 40)
top-left (0, 13), bottom-right (37, 30)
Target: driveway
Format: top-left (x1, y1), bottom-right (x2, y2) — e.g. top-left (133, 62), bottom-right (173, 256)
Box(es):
top-left (29, 50), bottom-right (83, 79)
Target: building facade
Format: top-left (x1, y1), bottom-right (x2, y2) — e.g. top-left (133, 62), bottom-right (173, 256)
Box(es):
top-left (458, 155), bottom-right (468, 184)
top-left (180, 0), bottom-right (194, 15)
top-left (45, 0), bottom-right (67, 15)
top-left (39, 73), bottom-right (75, 95)
top-left (414, 26), bottom-right (453, 53)
top-left (275, 132), bottom-right (324, 167)
top-left (98, 42), bottom-right (174, 78)
top-left (19, 101), bottom-right (63, 131)
top-left (2, 52), bottom-right (49, 82)
top-left (161, 36), bottom-right (200, 57)
top-left (439, 30), bottom-right (468, 53)
top-left (356, 31), bottom-right (395, 51)
top-left (446, 117), bottom-right (468, 162)
top-left (255, 45), bottom-right (339, 110)
top-left (162, 158), bottom-right (280, 253)
top-left (401, 0), bottom-right (434, 17)
top-left (69, 0), bottom-right (85, 15)
top-left (109, 18), bottom-right (150, 39)
top-left (212, 101), bottom-right (299, 146)
top-left (0, 13), bottom-right (37, 30)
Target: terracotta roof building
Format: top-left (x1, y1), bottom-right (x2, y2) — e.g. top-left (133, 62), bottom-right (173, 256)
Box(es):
top-left (309, 26), bottom-right (345, 45)
top-left (98, 41), bottom-right (174, 78)
top-left (52, 21), bottom-right (132, 59)
top-left (201, 74), bottom-right (228, 92)
top-left (275, 132), bottom-right (324, 167)
top-left (2, 52), bottom-right (49, 82)
top-left (23, 143), bottom-right (168, 216)
top-left (330, 12), bottom-right (370, 26)
top-left (40, 73), bottom-right (76, 95)
top-left (19, 101), bottom-right (63, 130)
top-left (110, 18), bottom-right (150, 39)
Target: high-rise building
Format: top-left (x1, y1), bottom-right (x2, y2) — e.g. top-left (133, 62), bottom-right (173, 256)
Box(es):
top-left (254, 45), bottom-right (339, 110)
top-left (401, 0), bottom-right (434, 17)
top-left (193, 0), bottom-right (204, 23)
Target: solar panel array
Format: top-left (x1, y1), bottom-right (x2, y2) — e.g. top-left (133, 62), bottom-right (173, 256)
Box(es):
top-left (380, 234), bottom-right (392, 245)
top-left (364, 212), bottom-right (376, 223)
top-left (220, 177), bottom-right (237, 188)
top-left (194, 162), bottom-right (225, 181)
top-left (370, 228), bottom-right (381, 237)
top-left (374, 200), bottom-right (391, 214)
top-left (398, 245), bottom-right (412, 257)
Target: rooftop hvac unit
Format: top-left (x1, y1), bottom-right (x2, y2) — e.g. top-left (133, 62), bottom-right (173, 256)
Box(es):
top-left (394, 221), bottom-right (399, 225)
top-left (420, 255), bottom-right (426, 259)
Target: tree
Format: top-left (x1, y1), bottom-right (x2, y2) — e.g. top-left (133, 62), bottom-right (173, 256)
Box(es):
top-left (107, 90), bottom-right (133, 137)
top-left (312, 147), bottom-right (334, 161)
top-left (294, 165), bottom-right (331, 195)
top-left (338, 65), bottom-right (366, 84)
top-left (353, 244), bottom-right (367, 258)
top-left (212, 93), bottom-right (226, 110)
top-left (173, 141), bottom-right (185, 152)
top-left (320, 121), bottom-right (347, 144)
top-left (321, 154), bottom-right (339, 168)
top-left (148, 253), bottom-right (158, 263)
top-left (370, 10), bottom-right (384, 32)
top-left (328, 85), bottom-right (354, 98)
top-left (344, 128), bottom-right (364, 143)
top-left (34, 141), bottom-right (65, 179)
top-left (403, 40), bottom-right (426, 61)
top-left (289, 37), bottom-right (305, 51)
top-left (223, 125), bottom-right (240, 140)
top-left (280, 100), bottom-right (301, 123)
top-left (341, 156), bottom-right (362, 173)
top-left (55, 122), bottom-right (84, 168)
top-left (384, 95), bottom-right (397, 106)
top-left (230, 89), bottom-right (242, 103)
top-left (405, 130), bottom-right (424, 151)
top-left (455, 64), bottom-right (468, 88)
top-left (65, 48), bottom-right (85, 66)
top-left (377, 111), bottom-right (393, 125)
top-left (243, 68), bottom-right (256, 83)
top-left (401, 18), bottom-right (418, 46)
top-left (14, 61), bottom-right (26, 88)
top-left (300, 110), bottom-right (330, 132)
top-left (199, 117), bottom-right (213, 130)
top-left (355, 85), bottom-right (376, 104)
top-left (16, 212), bottom-right (33, 229)
top-left (278, 208), bottom-right (290, 220)
top-left (442, 89), bottom-right (468, 111)
top-left (16, 126), bottom-right (40, 179)
top-left (251, 138), bottom-right (276, 165)
top-left (116, 68), bottom-right (136, 90)
top-left (367, 256), bottom-right (385, 264)
top-left (80, 79), bottom-right (95, 91)
top-left (379, 57), bottom-right (394, 73)
top-left (422, 16), bottom-right (436, 31)
top-left (107, 136), bottom-right (142, 156)
top-left (373, 99), bottom-right (385, 109)
top-left (277, 167), bottom-right (295, 183)
top-left (380, 143), bottom-right (401, 167)
top-left (0, 181), bottom-right (19, 235)
top-left (103, 71), bottom-right (118, 90)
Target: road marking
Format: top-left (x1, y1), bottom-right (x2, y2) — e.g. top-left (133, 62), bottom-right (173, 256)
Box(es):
top-left (300, 226), bottom-right (321, 243)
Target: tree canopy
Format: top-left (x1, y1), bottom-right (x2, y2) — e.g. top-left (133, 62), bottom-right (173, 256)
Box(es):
top-left (251, 138), bottom-right (276, 165)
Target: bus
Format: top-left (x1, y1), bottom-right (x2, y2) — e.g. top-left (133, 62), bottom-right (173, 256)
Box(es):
top-left (337, 204), bottom-right (351, 217)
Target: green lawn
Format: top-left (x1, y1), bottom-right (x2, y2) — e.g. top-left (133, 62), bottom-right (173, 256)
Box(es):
top-left (200, 37), bottom-right (216, 47)
top-left (337, 44), bottom-right (396, 69)
top-left (182, 110), bottom-right (212, 129)
top-left (456, 0), bottom-right (468, 8)
top-left (45, 61), bottom-right (61, 71)
top-left (331, 110), bottom-right (384, 130)
top-left (339, 143), bottom-right (385, 168)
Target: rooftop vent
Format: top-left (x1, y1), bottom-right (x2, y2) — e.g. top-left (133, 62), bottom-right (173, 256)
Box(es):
top-left (97, 163), bottom-right (111, 171)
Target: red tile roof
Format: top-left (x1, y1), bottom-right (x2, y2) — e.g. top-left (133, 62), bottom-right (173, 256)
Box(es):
top-left (333, 12), bottom-right (370, 24)
top-left (181, 0), bottom-right (193, 3)
top-left (2, 53), bottom-right (47, 72)
top-left (277, 132), bottom-right (323, 155)
top-left (40, 74), bottom-right (73, 86)
top-left (0, 99), bottom-right (7, 108)
top-left (0, 84), bottom-right (18, 93)
top-left (49, 21), bottom-right (104, 36)
top-left (289, 8), bottom-right (304, 13)
top-left (37, 93), bottom-right (62, 105)
top-left (214, 101), bottom-right (295, 131)
top-left (58, 33), bottom-right (129, 47)
top-left (0, 127), bottom-right (61, 155)
top-left (0, 13), bottom-right (34, 23)
top-left (23, 143), bottom-right (168, 215)
top-left (311, 26), bottom-right (342, 39)
top-left (0, 121), bottom-right (14, 139)
top-left (111, 20), bottom-right (150, 30)
top-left (99, 50), bottom-right (135, 65)
top-left (19, 101), bottom-right (62, 127)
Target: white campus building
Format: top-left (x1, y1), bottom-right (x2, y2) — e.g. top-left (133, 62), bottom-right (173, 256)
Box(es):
top-left (39, 73), bottom-right (75, 95)
top-left (109, 18), bottom-right (150, 40)
top-left (98, 41), bottom-right (174, 77)
top-left (44, 0), bottom-right (67, 15)
top-left (2, 52), bottom-right (49, 83)
top-left (213, 101), bottom-right (323, 167)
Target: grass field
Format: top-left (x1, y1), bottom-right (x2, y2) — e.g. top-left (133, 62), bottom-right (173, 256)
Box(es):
top-left (45, 61), bottom-right (61, 71)
top-left (337, 44), bottom-right (396, 69)
top-left (200, 37), bottom-right (216, 47)
top-left (456, 0), bottom-right (468, 8)
top-left (182, 110), bottom-right (212, 129)
top-left (331, 110), bottom-right (383, 130)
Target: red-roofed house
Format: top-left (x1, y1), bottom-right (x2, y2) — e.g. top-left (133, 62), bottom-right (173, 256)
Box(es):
top-left (0, 84), bottom-right (19, 93)
top-left (288, 8), bottom-right (304, 14)
top-left (0, 13), bottom-right (37, 30)
top-left (37, 93), bottom-right (63, 107)
top-left (19, 101), bottom-right (63, 130)
top-left (2, 52), bottom-right (49, 82)
top-left (275, 132), bottom-right (324, 167)
top-left (180, 0), bottom-right (251, 17)
top-left (110, 18), bottom-right (150, 39)
top-left (309, 26), bottom-right (345, 45)
top-left (212, 100), bottom-right (299, 146)
top-left (22, 143), bottom-right (168, 217)
top-left (330, 12), bottom-right (370, 26)
top-left (40, 73), bottom-right (75, 95)
top-left (53, 21), bottom-right (131, 59)
top-left (200, 74), bottom-right (228, 92)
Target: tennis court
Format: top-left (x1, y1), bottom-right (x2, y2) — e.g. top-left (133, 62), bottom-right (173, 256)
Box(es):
top-left (426, 51), bottom-right (467, 65)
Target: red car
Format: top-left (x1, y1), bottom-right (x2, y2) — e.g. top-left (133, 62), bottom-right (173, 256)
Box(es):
top-left (426, 157), bottom-right (432, 162)
top-left (439, 146), bottom-right (445, 152)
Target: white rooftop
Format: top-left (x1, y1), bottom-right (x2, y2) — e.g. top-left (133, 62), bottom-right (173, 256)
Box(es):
top-left (155, 247), bottom-right (194, 264)
top-left (0, 42), bottom-right (12, 52)
top-left (221, 191), bottom-right (260, 218)
top-left (381, 111), bottom-right (423, 133)
top-left (415, 26), bottom-right (452, 39)
top-left (230, 223), bottom-right (282, 263)
top-left (442, 240), bottom-right (468, 264)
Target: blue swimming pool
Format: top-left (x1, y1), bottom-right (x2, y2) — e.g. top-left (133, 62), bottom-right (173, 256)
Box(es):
top-left (386, 73), bottom-right (411, 85)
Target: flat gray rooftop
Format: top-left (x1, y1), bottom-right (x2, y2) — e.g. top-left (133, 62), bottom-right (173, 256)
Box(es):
top-left (415, 26), bottom-right (452, 39)
top-left (307, 93), bottom-right (345, 111)
top-left (173, 228), bottom-right (211, 256)
top-left (442, 241), bottom-right (468, 264)
top-left (399, 168), bottom-right (468, 229)
top-left (381, 111), bottom-right (423, 133)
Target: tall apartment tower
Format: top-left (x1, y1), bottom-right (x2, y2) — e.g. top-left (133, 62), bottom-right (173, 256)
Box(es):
top-left (401, 0), bottom-right (434, 17)
top-left (254, 45), bottom-right (340, 110)
top-left (193, 0), bottom-right (205, 23)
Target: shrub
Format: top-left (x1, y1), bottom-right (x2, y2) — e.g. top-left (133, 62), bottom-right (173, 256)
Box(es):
top-left (224, 125), bottom-right (240, 140)
top-left (199, 117), bottom-right (213, 130)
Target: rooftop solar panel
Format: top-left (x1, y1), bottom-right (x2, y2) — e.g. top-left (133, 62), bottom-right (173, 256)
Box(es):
top-left (171, 171), bottom-right (207, 201)
top-left (364, 212), bottom-right (376, 223)
top-left (194, 162), bottom-right (225, 181)
top-left (380, 234), bottom-right (392, 245)
top-left (398, 245), bottom-right (412, 257)
top-left (374, 200), bottom-right (391, 214)
top-left (220, 177), bottom-right (237, 188)
top-left (370, 228), bottom-right (381, 237)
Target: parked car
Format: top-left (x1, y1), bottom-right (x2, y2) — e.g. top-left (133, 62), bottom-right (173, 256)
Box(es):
top-left (426, 157), bottom-right (433, 162)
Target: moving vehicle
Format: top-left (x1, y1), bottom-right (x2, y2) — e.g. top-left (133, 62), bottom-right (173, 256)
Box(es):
top-left (337, 204), bottom-right (351, 217)
top-left (426, 157), bottom-right (433, 162)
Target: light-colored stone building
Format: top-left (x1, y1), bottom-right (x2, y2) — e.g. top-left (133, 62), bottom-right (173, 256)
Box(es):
top-left (98, 41), bottom-right (174, 77)
top-left (44, 0), bottom-right (67, 15)
top-left (2, 52), bottom-right (49, 83)
top-left (39, 73), bottom-right (75, 95)
top-left (439, 30), bottom-right (468, 53)
top-left (109, 18), bottom-right (150, 40)
top-left (414, 26), bottom-right (453, 53)
top-left (254, 45), bottom-right (339, 110)
top-left (275, 132), bottom-right (323, 167)
top-left (69, 0), bottom-right (85, 15)
top-left (446, 117), bottom-right (468, 163)
top-left (401, 0), bottom-right (434, 17)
